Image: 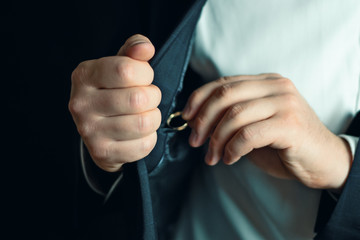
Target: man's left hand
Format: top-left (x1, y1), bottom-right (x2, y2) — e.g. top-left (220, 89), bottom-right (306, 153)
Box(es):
top-left (182, 73), bottom-right (352, 191)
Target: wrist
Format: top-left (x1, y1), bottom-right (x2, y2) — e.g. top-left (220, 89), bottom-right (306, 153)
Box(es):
top-left (324, 135), bottom-right (353, 192)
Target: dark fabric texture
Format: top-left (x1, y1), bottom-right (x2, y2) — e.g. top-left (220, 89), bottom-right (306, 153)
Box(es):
top-left (134, 1), bottom-right (207, 239)
top-left (315, 112), bottom-right (360, 239)
top-left (5, 0), bottom-right (360, 239)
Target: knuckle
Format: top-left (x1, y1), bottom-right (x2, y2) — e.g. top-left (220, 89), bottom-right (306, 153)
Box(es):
top-left (209, 136), bottom-right (220, 150)
top-left (238, 127), bottom-right (255, 142)
top-left (279, 106), bottom-right (302, 132)
top-left (279, 77), bottom-right (296, 92)
top-left (137, 113), bottom-right (151, 134)
top-left (68, 98), bottom-right (86, 116)
top-left (116, 58), bottom-right (134, 82)
top-left (128, 88), bottom-right (146, 111)
top-left (215, 76), bottom-right (230, 85)
top-left (261, 73), bottom-right (283, 78)
top-left (215, 83), bottom-right (233, 99)
top-left (283, 93), bottom-right (298, 108)
top-left (225, 144), bottom-right (238, 160)
top-left (77, 121), bottom-right (96, 139)
top-left (227, 104), bottom-right (246, 120)
top-left (89, 141), bottom-right (110, 163)
top-left (194, 114), bottom-right (207, 130)
top-left (71, 61), bottom-right (89, 85)
top-left (282, 110), bottom-right (300, 127)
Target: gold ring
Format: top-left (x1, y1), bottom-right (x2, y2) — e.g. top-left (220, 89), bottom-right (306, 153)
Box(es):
top-left (166, 111), bottom-right (188, 131)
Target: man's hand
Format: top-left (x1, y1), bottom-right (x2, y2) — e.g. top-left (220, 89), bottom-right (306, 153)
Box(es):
top-left (69, 34), bottom-right (161, 172)
top-left (182, 73), bottom-right (352, 190)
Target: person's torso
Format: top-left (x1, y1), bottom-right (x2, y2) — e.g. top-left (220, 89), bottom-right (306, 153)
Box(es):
top-left (174, 1), bottom-right (360, 239)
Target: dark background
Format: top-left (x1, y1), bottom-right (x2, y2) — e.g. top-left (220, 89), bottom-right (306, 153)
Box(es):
top-left (4, 1), bottom-right (147, 238)
top-left (4, 0), bottom-right (196, 238)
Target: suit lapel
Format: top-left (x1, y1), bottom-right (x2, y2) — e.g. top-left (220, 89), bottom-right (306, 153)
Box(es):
top-left (135, 0), bottom-right (206, 239)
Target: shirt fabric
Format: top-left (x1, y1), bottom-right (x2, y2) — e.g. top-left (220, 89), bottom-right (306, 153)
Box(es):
top-left (173, 1), bottom-right (360, 240)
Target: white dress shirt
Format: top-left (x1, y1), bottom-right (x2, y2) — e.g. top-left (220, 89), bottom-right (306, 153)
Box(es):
top-left (173, 1), bottom-right (360, 239)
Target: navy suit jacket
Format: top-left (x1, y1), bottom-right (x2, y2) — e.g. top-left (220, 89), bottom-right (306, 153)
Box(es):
top-left (6, 0), bottom-right (360, 239)
top-left (81, 1), bottom-right (360, 239)
top-left (140, 1), bottom-right (360, 239)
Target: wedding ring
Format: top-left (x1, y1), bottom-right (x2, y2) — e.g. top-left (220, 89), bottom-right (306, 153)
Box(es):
top-left (166, 111), bottom-right (188, 131)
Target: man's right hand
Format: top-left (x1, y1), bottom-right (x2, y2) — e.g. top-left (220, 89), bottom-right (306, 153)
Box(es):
top-left (69, 34), bottom-right (161, 172)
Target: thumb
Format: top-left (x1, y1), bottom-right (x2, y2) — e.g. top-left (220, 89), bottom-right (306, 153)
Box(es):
top-left (117, 34), bottom-right (155, 61)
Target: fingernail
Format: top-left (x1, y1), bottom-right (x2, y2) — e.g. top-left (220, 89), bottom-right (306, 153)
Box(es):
top-left (189, 130), bottom-right (199, 147)
top-left (129, 41), bottom-right (148, 47)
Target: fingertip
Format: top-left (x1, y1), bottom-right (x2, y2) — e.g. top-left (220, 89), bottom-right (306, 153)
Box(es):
top-left (223, 158), bottom-right (233, 165)
top-left (189, 130), bottom-right (202, 148)
top-left (126, 42), bottom-right (155, 61)
top-left (182, 104), bottom-right (191, 120)
top-left (205, 150), bottom-right (212, 164)
top-left (118, 34), bottom-right (155, 61)
top-left (223, 152), bottom-right (236, 165)
top-left (205, 151), bottom-right (219, 166)
top-left (206, 160), bottom-right (217, 166)
top-left (223, 160), bottom-right (233, 165)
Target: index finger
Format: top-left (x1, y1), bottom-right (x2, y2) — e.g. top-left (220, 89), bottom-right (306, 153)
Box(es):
top-left (72, 56), bottom-right (154, 89)
top-left (182, 73), bottom-right (282, 120)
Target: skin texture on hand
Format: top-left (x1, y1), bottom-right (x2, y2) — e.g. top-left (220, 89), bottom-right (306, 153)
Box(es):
top-left (69, 35), bottom-right (161, 172)
top-left (182, 73), bottom-right (352, 191)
